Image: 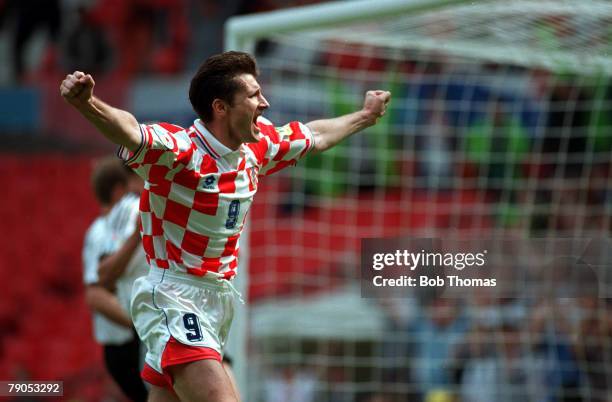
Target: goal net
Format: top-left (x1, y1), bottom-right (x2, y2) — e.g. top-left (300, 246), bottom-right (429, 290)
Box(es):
top-left (226, 1), bottom-right (612, 401)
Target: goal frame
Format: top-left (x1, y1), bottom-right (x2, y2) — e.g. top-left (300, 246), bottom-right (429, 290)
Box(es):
top-left (225, 0), bottom-right (471, 52)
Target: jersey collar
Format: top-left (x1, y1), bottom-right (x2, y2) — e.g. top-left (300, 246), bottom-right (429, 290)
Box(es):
top-left (193, 119), bottom-right (233, 159)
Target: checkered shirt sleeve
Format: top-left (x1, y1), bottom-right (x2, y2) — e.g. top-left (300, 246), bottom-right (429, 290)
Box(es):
top-left (117, 122), bottom-right (191, 181)
top-left (251, 118), bottom-right (315, 176)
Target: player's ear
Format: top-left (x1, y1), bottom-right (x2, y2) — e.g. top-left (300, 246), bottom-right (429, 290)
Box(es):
top-left (212, 98), bottom-right (228, 118)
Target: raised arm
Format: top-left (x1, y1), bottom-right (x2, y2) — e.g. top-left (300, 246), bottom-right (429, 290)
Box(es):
top-left (306, 90), bottom-right (391, 153)
top-left (60, 71), bottom-right (141, 151)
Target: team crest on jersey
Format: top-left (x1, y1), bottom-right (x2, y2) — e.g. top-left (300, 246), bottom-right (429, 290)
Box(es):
top-left (153, 127), bottom-right (175, 149)
top-left (276, 125), bottom-right (291, 139)
top-left (202, 175), bottom-right (217, 190)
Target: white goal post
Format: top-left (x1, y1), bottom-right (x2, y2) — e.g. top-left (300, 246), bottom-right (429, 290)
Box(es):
top-left (226, 0), bottom-right (612, 74)
top-left (225, 0), bottom-right (470, 52)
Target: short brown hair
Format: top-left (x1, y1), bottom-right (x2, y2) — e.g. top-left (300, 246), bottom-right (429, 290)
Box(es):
top-left (91, 156), bottom-right (128, 205)
top-left (189, 51), bottom-right (258, 122)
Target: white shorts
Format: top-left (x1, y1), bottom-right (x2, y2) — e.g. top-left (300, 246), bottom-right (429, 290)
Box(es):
top-left (130, 268), bottom-right (235, 388)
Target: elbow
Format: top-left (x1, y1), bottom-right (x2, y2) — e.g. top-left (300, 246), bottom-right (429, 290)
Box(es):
top-left (96, 273), bottom-right (114, 291)
top-left (95, 267), bottom-right (115, 291)
top-left (96, 256), bottom-right (116, 290)
top-left (311, 132), bottom-right (329, 153)
top-left (126, 119), bottom-right (142, 151)
top-left (85, 286), bottom-right (101, 310)
top-left (120, 118), bottom-right (141, 152)
top-left (114, 115), bottom-right (141, 152)
top-left (84, 288), bottom-right (94, 308)
top-left (307, 124), bottom-right (326, 153)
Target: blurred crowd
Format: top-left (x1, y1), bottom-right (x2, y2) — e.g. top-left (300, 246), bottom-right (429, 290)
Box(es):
top-left (255, 293), bottom-right (612, 402)
top-left (374, 294), bottom-right (612, 402)
top-left (0, 0), bottom-right (322, 84)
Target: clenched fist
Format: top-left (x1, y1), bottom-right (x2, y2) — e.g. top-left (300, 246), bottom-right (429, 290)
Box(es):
top-left (60, 71), bottom-right (95, 108)
top-left (363, 90), bottom-right (391, 124)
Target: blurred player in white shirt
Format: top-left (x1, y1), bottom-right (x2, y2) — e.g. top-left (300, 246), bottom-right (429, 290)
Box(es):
top-left (97, 165), bottom-right (148, 316)
top-left (82, 157), bottom-right (148, 402)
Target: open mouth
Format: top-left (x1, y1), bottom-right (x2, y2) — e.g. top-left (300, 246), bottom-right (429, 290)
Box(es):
top-left (252, 115), bottom-right (261, 133)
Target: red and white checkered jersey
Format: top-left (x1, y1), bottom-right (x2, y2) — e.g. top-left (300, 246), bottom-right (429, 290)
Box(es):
top-left (118, 117), bottom-right (314, 280)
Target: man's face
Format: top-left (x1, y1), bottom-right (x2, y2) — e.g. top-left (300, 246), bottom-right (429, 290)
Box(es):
top-left (226, 73), bottom-right (269, 144)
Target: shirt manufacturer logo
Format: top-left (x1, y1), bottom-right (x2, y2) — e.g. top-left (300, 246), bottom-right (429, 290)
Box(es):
top-left (202, 175), bottom-right (216, 190)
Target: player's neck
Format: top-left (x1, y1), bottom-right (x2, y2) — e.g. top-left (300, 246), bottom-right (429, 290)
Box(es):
top-left (203, 121), bottom-right (240, 151)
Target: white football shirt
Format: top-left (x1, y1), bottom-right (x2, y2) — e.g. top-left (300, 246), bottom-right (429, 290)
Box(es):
top-left (82, 216), bottom-right (133, 345)
top-left (105, 193), bottom-right (149, 314)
